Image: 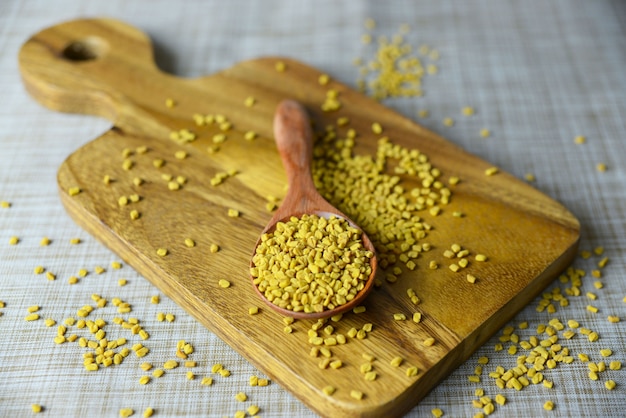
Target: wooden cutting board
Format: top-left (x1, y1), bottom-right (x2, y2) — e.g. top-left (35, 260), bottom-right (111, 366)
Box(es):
top-left (19, 18), bottom-right (579, 418)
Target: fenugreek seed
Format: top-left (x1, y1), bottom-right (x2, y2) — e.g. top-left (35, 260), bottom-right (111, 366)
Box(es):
top-left (228, 208), bottom-right (240, 217)
top-left (394, 313), bottom-right (406, 321)
top-left (322, 385), bottom-right (335, 396)
top-left (143, 408), bottom-right (154, 418)
top-left (390, 356), bottom-right (403, 367)
top-left (596, 163), bottom-right (607, 172)
top-left (462, 106), bottom-right (475, 116)
top-left (156, 248), bottom-right (168, 257)
top-left (275, 61), bottom-right (286, 72)
top-left (353, 306), bottom-right (366, 314)
top-left (209, 244), bottom-right (220, 253)
top-left (152, 369), bottom-right (164, 378)
top-left (200, 376), bottom-right (213, 386)
top-left (68, 187), bottom-right (81, 196)
top-left (25, 313), bottom-right (40, 321)
top-left (350, 390), bottom-right (364, 400)
top-left (609, 361), bottom-right (621, 370)
top-left (0, 201), bottom-right (10, 208)
top-left (406, 366), bottom-right (418, 377)
top-left (600, 348), bottom-right (612, 357)
top-left (443, 117), bottom-right (454, 127)
top-left (431, 408), bottom-right (444, 418)
top-left (485, 167), bottom-right (499, 176)
top-left (218, 279), bottom-right (231, 288)
top-left (423, 337), bottom-right (436, 347)
top-left (163, 360), bottom-right (178, 369)
top-left (586, 305), bottom-right (599, 313)
top-left (139, 375), bottom-right (151, 385)
top-left (9, 236), bottom-right (19, 245)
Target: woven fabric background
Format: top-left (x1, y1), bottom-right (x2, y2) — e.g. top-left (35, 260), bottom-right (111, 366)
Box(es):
top-left (1, 0), bottom-right (624, 416)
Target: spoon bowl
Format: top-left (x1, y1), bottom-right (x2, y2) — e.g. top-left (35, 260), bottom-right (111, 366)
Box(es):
top-left (250, 99), bottom-right (378, 319)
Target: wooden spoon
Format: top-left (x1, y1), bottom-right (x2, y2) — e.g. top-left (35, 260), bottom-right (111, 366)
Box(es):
top-left (250, 99), bottom-right (378, 319)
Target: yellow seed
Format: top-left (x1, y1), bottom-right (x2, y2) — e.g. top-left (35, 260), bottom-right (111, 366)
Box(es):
top-left (609, 361), bottom-right (621, 370)
top-left (165, 98), bottom-right (176, 108)
top-left (210, 243), bottom-right (220, 253)
top-left (467, 274), bottom-right (477, 284)
top-left (9, 236), bottom-right (19, 245)
top-left (574, 135), bottom-right (586, 144)
top-left (485, 167), bottom-right (499, 176)
top-left (244, 96), bottom-right (256, 107)
top-left (596, 163), bottom-right (607, 172)
top-left (201, 376), bottom-right (213, 386)
top-left (156, 248), bottom-right (168, 257)
top-left (39, 236), bottom-right (51, 246)
top-left (600, 349), bottom-right (612, 357)
top-left (322, 385), bottom-right (335, 396)
top-left (462, 106), bottom-right (475, 116)
top-left (244, 131), bottom-right (257, 141)
top-left (275, 61), bottom-right (286, 72)
top-left (68, 186), bottom-right (81, 196)
top-left (163, 360), bottom-right (178, 369)
top-left (0, 201), bottom-right (11, 208)
top-left (31, 404), bottom-right (42, 413)
top-left (330, 360), bottom-right (342, 369)
top-left (218, 279), bottom-right (231, 288)
top-left (143, 407), bottom-right (154, 418)
top-left (391, 356), bottom-right (403, 367)
top-left (184, 238), bottom-right (195, 248)
top-left (586, 305), bottom-right (598, 313)
top-left (406, 366), bottom-right (419, 377)
top-left (475, 254), bottom-right (487, 262)
top-left (431, 408), bottom-right (444, 418)
top-left (372, 122), bottom-right (383, 134)
top-left (443, 117), bottom-right (454, 127)
top-left (25, 313), bottom-right (40, 321)
top-left (350, 390), bottom-right (364, 400)
top-left (152, 369), bottom-right (164, 378)
top-left (139, 375), bottom-right (151, 385)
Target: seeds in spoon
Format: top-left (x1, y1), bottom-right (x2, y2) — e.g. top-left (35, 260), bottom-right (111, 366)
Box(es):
top-left (251, 214), bottom-right (373, 314)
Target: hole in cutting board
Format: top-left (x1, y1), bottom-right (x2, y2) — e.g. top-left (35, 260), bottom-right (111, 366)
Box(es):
top-left (62, 37), bottom-right (106, 61)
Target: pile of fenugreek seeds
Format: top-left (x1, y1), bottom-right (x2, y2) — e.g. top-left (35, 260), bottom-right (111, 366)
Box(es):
top-left (251, 214), bottom-right (374, 314)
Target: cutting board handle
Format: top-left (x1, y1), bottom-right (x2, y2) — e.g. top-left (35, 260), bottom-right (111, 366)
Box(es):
top-left (19, 18), bottom-right (170, 136)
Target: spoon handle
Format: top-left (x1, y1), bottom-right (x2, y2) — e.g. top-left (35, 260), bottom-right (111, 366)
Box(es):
top-left (273, 100), bottom-right (317, 195)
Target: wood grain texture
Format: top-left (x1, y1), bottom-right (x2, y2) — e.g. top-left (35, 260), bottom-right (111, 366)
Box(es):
top-left (19, 18), bottom-right (579, 418)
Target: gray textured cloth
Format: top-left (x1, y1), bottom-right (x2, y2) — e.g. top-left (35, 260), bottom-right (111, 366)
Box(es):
top-left (1, 0), bottom-right (624, 416)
